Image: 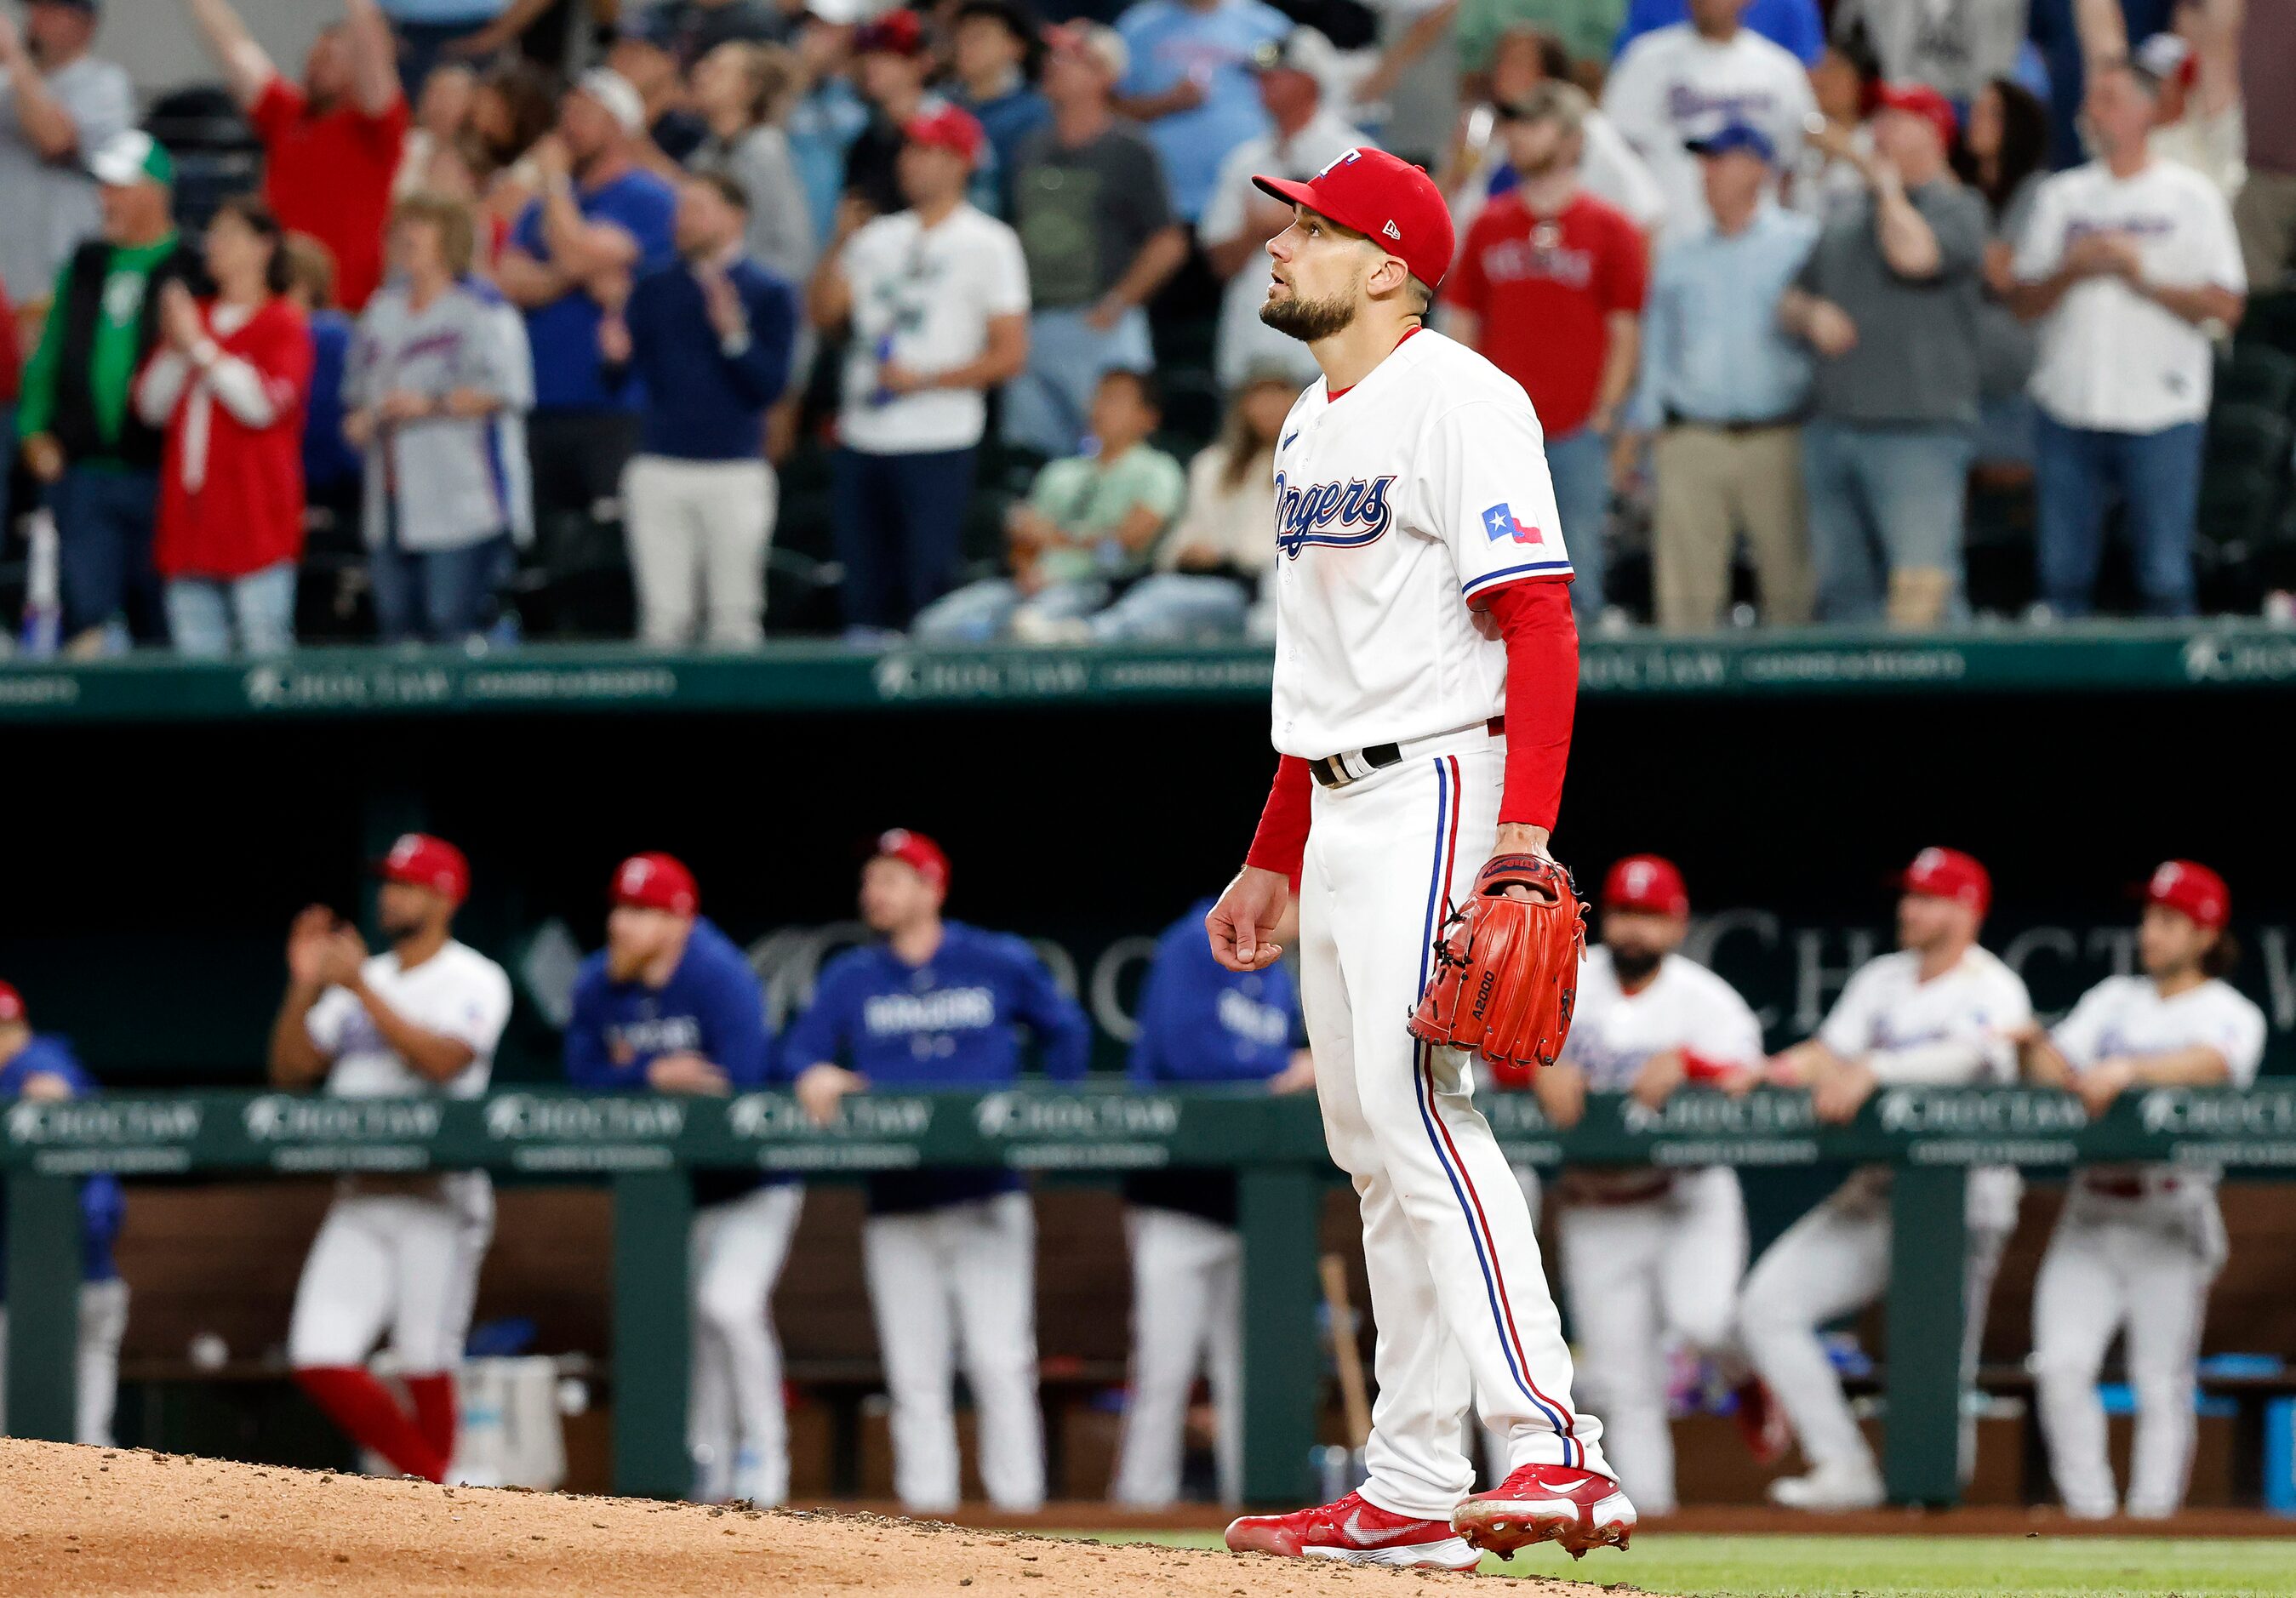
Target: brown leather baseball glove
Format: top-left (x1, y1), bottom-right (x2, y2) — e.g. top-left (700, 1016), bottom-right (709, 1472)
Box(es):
top-left (1407, 853), bottom-right (1586, 1082)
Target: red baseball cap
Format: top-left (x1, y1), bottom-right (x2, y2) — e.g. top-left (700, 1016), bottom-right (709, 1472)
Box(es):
top-left (855, 8), bottom-right (927, 55)
top-left (1874, 81), bottom-right (1957, 151)
top-left (2145, 859), bottom-right (2230, 929)
top-left (1253, 146), bottom-right (1456, 290)
top-left (612, 852), bottom-right (700, 916)
top-left (0, 980), bottom-right (24, 1025)
top-left (874, 828), bottom-right (951, 893)
top-left (374, 832), bottom-right (470, 905)
top-left (1602, 854), bottom-right (1689, 917)
top-left (1899, 847), bottom-right (1990, 916)
top-left (904, 103), bottom-right (985, 168)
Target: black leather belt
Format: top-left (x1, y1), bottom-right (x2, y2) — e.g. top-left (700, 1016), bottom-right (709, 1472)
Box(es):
top-left (1664, 411), bottom-right (1803, 434)
top-left (1310, 716), bottom-right (1505, 789)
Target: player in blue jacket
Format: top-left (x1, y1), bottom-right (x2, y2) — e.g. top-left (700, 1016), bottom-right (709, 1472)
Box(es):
top-left (0, 980), bottom-right (131, 1447)
top-left (563, 854), bottom-right (797, 1506)
top-left (1107, 898), bottom-right (1315, 1508)
top-left (784, 829), bottom-right (1092, 1514)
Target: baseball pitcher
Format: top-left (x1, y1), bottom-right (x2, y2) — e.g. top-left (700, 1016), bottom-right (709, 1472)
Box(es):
top-left (1207, 146), bottom-right (1631, 1570)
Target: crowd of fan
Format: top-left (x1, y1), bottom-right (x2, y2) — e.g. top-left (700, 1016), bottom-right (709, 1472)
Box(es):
top-left (0, 0), bottom-right (2287, 654)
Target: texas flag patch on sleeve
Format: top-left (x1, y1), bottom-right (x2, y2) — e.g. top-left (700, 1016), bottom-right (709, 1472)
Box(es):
top-left (1482, 503), bottom-right (1544, 545)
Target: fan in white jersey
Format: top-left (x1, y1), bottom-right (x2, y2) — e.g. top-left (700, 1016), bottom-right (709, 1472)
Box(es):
top-left (1204, 145), bottom-right (1631, 1572)
top-left (1516, 854), bottom-right (1772, 1515)
top-left (266, 833), bottom-right (512, 1485)
top-left (1739, 847), bottom-right (2033, 1511)
top-left (2017, 859), bottom-right (2265, 1520)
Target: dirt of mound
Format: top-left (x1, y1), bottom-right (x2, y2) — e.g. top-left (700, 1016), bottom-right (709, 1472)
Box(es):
top-left (0, 1441), bottom-right (1610, 1597)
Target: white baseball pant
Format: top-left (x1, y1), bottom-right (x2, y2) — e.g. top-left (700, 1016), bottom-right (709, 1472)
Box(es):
top-left (621, 455), bottom-right (778, 647)
top-left (1738, 1175), bottom-right (2007, 1484)
top-left (288, 1175), bottom-right (494, 1373)
top-left (0, 1277), bottom-right (131, 1446)
top-left (1555, 1167), bottom-right (1748, 1514)
top-left (861, 1190), bottom-right (1045, 1512)
top-left (688, 1182), bottom-right (805, 1504)
top-left (2032, 1187), bottom-right (2225, 1518)
top-left (1299, 733), bottom-right (1608, 1520)
top-left (1109, 1204), bottom-right (1242, 1507)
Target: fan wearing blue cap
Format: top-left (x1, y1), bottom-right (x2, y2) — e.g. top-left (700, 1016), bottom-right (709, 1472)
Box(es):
top-left (1618, 115), bottom-right (1819, 631)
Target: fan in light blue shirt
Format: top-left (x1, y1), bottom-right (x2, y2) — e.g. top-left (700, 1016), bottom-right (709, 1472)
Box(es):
top-left (1626, 198), bottom-right (1819, 430)
top-left (1116, 0), bottom-right (1290, 222)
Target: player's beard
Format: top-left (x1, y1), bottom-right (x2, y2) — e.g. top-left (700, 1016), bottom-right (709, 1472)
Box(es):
top-left (1608, 945), bottom-right (1663, 985)
top-left (1260, 285), bottom-right (1357, 344)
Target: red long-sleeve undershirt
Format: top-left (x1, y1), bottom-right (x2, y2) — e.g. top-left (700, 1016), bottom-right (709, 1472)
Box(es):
top-left (1245, 579), bottom-right (1579, 878)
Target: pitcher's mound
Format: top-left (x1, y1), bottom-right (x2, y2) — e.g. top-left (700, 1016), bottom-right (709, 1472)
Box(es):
top-left (0, 1440), bottom-right (1611, 1596)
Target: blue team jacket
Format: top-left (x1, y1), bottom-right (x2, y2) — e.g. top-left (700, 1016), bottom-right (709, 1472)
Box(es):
top-left (0, 1036), bottom-right (123, 1283)
top-left (563, 916), bottom-right (782, 1201)
top-left (780, 921), bottom-right (1093, 1213)
top-left (1123, 898), bottom-right (1302, 1224)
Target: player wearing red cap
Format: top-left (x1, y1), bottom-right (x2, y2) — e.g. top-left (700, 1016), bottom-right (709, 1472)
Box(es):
top-left (564, 853), bottom-right (797, 1505)
top-left (784, 830), bottom-right (1093, 1514)
top-left (266, 832), bottom-right (512, 1484)
top-left (1740, 847), bottom-right (2033, 1510)
top-left (1502, 856), bottom-right (1768, 1515)
top-left (1206, 146), bottom-right (1630, 1567)
top-left (2018, 860), bottom-right (2265, 1519)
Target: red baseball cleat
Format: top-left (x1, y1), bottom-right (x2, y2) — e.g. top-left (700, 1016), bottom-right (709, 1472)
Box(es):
top-left (1225, 1490), bottom-right (1482, 1571)
top-left (1451, 1463), bottom-right (1636, 1559)
top-left (1734, 1378), bottom-right (1791, 1464)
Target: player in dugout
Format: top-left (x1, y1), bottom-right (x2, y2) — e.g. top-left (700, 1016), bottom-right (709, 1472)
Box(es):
top-left (1738, 847), bottom-right (2032, 1510)
top-left (784, 829), bottom-right (1091, 1514)
top-left (2019, 860), bottom-right (2266, 1521)
top-left (1514, 856), bottom-right (1775, 1515)
top-left (266, 832), bottom-right (512, 1485)
top-left (1108, 895), bottom-right (1315, 1508)
top-left (0, 980), bottom-right (130, 1447)
top-left (563, 851), bottom-right (801, 1507)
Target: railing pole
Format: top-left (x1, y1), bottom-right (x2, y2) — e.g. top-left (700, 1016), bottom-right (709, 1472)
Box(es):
top-left (1883, 1164), bottom-right (1968, 1505)
top-left (3, 1172), bottom-right (83, 1441)
top-left (1238, 1167), bottom-right (1321, 1506)
top-left (611, 1170), bottom-right (693, 1497)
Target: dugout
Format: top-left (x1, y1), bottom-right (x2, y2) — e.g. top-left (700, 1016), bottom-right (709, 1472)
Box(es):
top-left (5, 621), bottom-right (2296, 1507)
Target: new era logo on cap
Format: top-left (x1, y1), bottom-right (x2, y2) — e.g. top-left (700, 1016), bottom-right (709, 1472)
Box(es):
top-left (1256, 146), bottom-right (1455, 289)
top-left (1482, 502), bottom-right (1543, 545)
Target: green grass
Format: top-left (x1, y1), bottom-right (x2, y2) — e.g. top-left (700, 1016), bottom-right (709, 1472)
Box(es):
top-left (1075, 1532), bottom-right (2296, 1596)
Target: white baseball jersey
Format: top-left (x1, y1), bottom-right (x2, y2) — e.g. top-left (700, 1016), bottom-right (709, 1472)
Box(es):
top-left (2012, 157), bottom-right (2247, 432)
top-left (1562, 948), bottom-right (1765, 1091)
top-left (1268, 328), bottom-right (1572, 759)
top-left (307, 940), bottom-right (513, 1099)
top-left (1598, 23), bottom-right (1813, 236)
top-left (1818, 947), bottom-right (2032, 1083)
top-left (2053, 973), bottom-right (2266, 1196)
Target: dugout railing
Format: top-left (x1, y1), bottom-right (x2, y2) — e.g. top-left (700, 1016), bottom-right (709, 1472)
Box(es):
top-left (11, 1085), bottom-right (2296, 1507)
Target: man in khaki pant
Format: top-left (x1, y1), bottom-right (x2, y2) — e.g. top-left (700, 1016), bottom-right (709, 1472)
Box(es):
top-left (1624, 123), bottom-right (1819, 632)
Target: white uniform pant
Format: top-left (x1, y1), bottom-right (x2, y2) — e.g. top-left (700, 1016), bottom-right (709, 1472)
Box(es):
top-left (861, 1191), bottom-right (1044, 1512)
top-left (622, 455), bottom-right (777, 647)
top-left (1300, 735), bottom-right (1607, 1519)
top-left (1739, 1172), bottom-right (2008, 1481)
top-left (1554, 1167), bottom-right (1748, 1514)
top-left (2031, 1186), bottom-right (2225, 1518)
top-left (688, 1183), bottom-right (804, 1504)
top-left (1109, 1205), bottom-right (1242, 1507)
top-left (288, 1177), bottom-right (494, 1373)
top-left (0, 1277), bottom-right (131, 1446)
